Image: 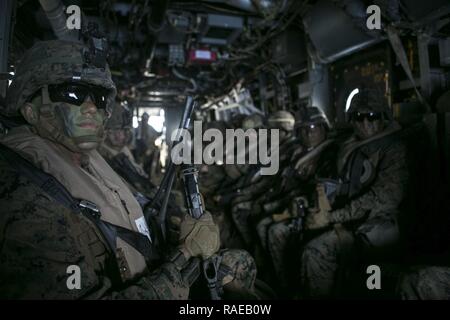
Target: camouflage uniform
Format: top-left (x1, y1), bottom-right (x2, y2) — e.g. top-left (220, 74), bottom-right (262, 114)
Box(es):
top-left (224, 113), bottom-right (266, 181)
top-left (397, 266), bottom-right (450, 300)
top-left (196, 121), bottom-right (244, 249)
top-left (98, 103), bottom-right (185, 245)
top-left (229, 111), bottom-right (297, 251)
top-left (260, 143), bottom-right (337, 292)
top-left (199, 164), bottom-right (245, 249)
top-left (300, 98), bottom-right (409, 297)
top-left (258, 107), bottom-right (334, 292)
top-left (0, 162), bottom-right (257, 299)
top-left (0, 153), bottom-right (187, 299)
top-left (0, 40), bottom-right (258, 299)
top-left (98, 102), bottom-right (154, 194)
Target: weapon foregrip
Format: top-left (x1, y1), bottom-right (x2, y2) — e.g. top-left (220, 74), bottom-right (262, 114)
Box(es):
top-left (182, 165), bottom-right (204, 219)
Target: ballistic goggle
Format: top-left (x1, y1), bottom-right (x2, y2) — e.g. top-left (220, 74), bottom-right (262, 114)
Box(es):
top-left (47, 82), bottom-right (110, 109)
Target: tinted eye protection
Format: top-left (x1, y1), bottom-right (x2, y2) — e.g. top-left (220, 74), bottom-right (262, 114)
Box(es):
top-left (298, 124), bottom-right (322, 136)
top-left (47, 83), bottom-right (109, 109)
top-left (352, 112), bottom-right (382, 122)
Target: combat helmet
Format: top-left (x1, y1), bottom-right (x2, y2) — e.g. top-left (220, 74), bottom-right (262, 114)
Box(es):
top-left (105, 101), bottom-right (133, 130)
top-left (5, 39), bottom-right (116, 117)
top-left (295, 106), bottom-right (330, 130)
top-left (346, 87), bottom-right (390, 120)
top-left (267, 110), bottom-right (295, 132)
top-left (242, 113), bottom-right (265, 130)
top-left (4, 39), bottom-right (117, 152)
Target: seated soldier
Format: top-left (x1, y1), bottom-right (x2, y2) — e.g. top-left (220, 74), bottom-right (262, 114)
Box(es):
top-left (300, 88), bottom-right (409, 298)
top-left (256, 107), bottom-right (335, 294)
top-left (213, 113), bottom-right (267, 250)
top-left (223, 113), bottom-right (266, 183)
top-left (198, 121), bottom-right (245, 250)
top-left (0, 40), bottom-right (259, 299)
top-left (98, 102), bottom-right (185, 244)
top-left (99, 101), bottom-right (154, 194)
top-left (229, 111), bottom-right (296, 252)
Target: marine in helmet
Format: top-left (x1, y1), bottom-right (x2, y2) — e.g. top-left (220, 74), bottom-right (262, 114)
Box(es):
top-left (98, 101), bottom-right (153, 193)
top-left (0, 40), bottom-right (258, 299)
top-left (98, 102), bottom-right (186, 245)
top-left (266, 110), bottom-right (298, 170)
top-left (228, 111), bottom-right (298, 255)
top-left (256, 107), bottom-right (337, 295)
top-left (197, 121), bottom-right (246, 249)
top-left (296, 107), bottom-right (329, 150)
top-left (300, 88), bottom-right (409, 298)
top-left (223, 113), bottom-right (266, 181)
top-left (267, 110), bottom-right (296, 140)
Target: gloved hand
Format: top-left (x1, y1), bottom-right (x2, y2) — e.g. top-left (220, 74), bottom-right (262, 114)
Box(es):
top-left (178, 212), bottom-right (220, 260)
top-left (305, 184), bottom-right (332, 230)
top-left (305, 208), bottom-right (330, 230)
top-left (316, 183), bottom-right (332, 211)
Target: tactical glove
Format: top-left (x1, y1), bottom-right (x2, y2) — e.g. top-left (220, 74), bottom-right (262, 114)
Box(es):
top-left (178, 212), bottom-right (220, 260)
top-left (305, 184), bottom-right (332, 230)
top-left (305, 208), bottom-right (330, 230)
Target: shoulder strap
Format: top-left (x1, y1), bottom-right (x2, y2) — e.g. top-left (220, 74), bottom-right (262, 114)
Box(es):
top-left (0, 143), bottom-right (156, 263)
top-left (110, 153), bottom-right (155, 190)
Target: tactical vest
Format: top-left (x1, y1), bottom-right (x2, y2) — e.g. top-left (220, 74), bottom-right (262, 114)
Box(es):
top-left (325, 126), bottom-right (402, 207)
top-left (0, 126), bottom-right (158, 284)
top-left (99, 143), bottom-right (156, 195)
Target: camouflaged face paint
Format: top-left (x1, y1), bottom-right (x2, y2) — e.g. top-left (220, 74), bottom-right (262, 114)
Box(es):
top-left (55, 101), bottom-right (106, 139)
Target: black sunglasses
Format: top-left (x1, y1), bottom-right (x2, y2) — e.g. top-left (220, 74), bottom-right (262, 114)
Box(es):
top-left (47, 83), bottom-right (109, 109)
top-left (351, 112), bottom-right (382, 122)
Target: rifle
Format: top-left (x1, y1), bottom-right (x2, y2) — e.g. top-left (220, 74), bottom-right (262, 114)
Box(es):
top-left (144, 96), bottom-right (221, 300)
top-left (289, 196), bottom-right (307, 241)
